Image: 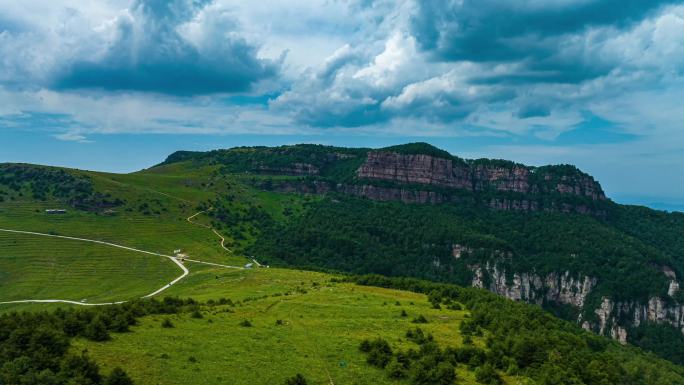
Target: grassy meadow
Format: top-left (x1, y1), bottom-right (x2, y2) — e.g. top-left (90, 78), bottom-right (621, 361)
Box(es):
top-left (0, 165), bottom-right (256, 266)
top-left (0, 231), bottom-right (179, 304)
top-left (73, 268), bottom-right (529, 385)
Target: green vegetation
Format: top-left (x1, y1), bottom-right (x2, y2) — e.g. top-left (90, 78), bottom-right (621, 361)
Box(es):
top-left (247, 196), bottom-right (676, 302)
top-left (381, 142), bottom-right (461, 162)
top-left (4, 269), bottom-right (680, 385)
top-left (0, 296), bottom-right (196, 385)
top-left (2, 142), bottom-right (684, 381)
top-left (0, 232), bottom-right (179, 303)
top-left (351, 274), bottom-right (684, 385)
top-left (0, 163), bottom-right (122, 209)
top-left (74, 269), bottom-right (497, 385)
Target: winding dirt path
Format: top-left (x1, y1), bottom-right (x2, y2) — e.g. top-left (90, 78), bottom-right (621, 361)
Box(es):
top-left (187, 209), bottom-right (265, 266)
top-left (0, 228), bottom-right (241, 306)
top-left (186, 208), bottom-right (233, 253)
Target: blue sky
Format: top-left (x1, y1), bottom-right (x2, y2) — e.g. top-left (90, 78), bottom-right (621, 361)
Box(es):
top-left (1, 0), bottom-right (683, 210)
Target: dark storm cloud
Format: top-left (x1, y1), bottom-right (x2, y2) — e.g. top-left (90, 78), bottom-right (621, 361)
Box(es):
top-left (53, 0), bottom-right (278, 95)
top-left (410, 0), bottom-right (677, 84)
top-left (517, 103), bottom-right (551, 118)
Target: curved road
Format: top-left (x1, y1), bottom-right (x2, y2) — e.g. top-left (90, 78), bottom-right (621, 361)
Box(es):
top-left (0, 228), bottom-right (241, 306)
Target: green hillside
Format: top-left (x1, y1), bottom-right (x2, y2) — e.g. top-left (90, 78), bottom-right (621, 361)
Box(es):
top-left (2, 143), bottom-right (684, 384)
top-left (4, 268), bottom-right (684, 385)
top-left (0, 231), bottom-right (179, 304)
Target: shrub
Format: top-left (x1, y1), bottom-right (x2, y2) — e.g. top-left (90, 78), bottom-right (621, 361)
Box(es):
top-left (359, 339), bottom-right (372, 352)
top-left (161, 319), bottom-right (174, 328)
top-left (239, 320), bottom-right (253, 327)
top-left (104, 367), bottom-right (134, 385)
top-left (475, 363), bottom-right (503, 385)
top-left (283, 373), bottom-right (308, 385)
top-left (412, 315), bottom-right (428, 324)
top-left (386, 357), bottom-right (409, 379)
top-left (410, 360), bottom-right (456, 385)
top-left (110, 315), bottom-right (130, 333)
top-left (406, 328), bottom-right (433, 345)
top-left (84, 317), bottom-right (110, 341)
top-left (191, 310), bottom-right (203, 319)
top-left (362, 338), bottom-right (393, 368)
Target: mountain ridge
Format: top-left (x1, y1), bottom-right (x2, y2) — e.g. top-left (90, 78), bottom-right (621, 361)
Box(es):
top-left (159, 142), bottom-right (608, 215)
top-left (4, 143), bottom-right (684, 365)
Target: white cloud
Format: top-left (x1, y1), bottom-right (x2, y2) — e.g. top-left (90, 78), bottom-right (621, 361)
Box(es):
top-left (54, 132), bottom-right (90, 142)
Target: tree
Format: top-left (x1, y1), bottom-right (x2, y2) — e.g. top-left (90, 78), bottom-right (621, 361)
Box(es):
top-left (475, 363), bottom-right (503, 385)
top-left (59, 353), bottom-right (102, 384)
top-left (104, 368), bottom-right (134, 385)
top-left (84, 317), bottom-right (110, 341)
top-left (110, 315), bottom-right (130, 333)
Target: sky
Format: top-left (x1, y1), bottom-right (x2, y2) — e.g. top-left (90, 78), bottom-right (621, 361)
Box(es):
top-left (0, 0), bottom-right (683, 211)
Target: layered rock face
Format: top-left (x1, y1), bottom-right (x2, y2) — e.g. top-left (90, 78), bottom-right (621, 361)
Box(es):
top-left (470, 260), bottom-right (684, 344)
top-left (471, 165), bottom-right (530, 193)
top-left (357, 151), bottom-right (606, 201)
top-left (357, 152), bottom-right (472, 189)
top-left (470, 263), bottom-right (596, 308)
top-left (255, 162), bottom-right (320, 176)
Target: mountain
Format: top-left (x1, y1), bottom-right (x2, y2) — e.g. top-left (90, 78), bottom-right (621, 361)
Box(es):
top-left (2, 143), bottom-right (684, 376)
top-left (159, 142), bottom-right (607, 215)
top-left (155, 143), bottom-right (684, 358)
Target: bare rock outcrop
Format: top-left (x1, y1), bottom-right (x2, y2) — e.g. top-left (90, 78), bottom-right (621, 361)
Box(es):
top-left (356, 151), bottom-right (606, 204)
top-left (469, 263), bottom-right (596, 308)
top-left (357, 152), bottom-right (471, 189)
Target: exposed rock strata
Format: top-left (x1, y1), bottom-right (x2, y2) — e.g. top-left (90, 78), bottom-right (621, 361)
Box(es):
top-left (255, 162), bottom-right (320, 176)
top-left (471, 263), bottom-right (684, 344)
top-left (357, 151), bottom-right (606, 200)
top-left (470, 264), bottom-right (596, 308)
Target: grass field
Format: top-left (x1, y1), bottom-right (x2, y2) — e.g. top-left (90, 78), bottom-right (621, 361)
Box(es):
top-left (0, 231), bottom-right (179, 304)
top-left (0, 165), bottom-right (254, 266)
top-left (0, 162), bottom-right (524, 385)
top-left (73, 268), bottom-right (529, 385)
top-left (0, 163), bottom-right (293, 313)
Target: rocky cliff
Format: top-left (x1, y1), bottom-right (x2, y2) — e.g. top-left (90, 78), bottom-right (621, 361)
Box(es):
top-left (470, 263), bottom-right (597, 308)
top-left (469, 258), bottom-right (683, 344)
top-left (357, 152), bottom-right (473, 189)
top-left (358, 151), bottom-right (606, 200)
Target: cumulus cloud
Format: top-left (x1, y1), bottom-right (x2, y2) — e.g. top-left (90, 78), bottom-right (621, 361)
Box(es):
top-left (270, 0), bottom-right (684, 143)
top-left (52, 0), bottom-right (278, 95)
top-left (1, 0), bottom-right (684, 146)
top-left (411, 0), bottom-right (676, 62)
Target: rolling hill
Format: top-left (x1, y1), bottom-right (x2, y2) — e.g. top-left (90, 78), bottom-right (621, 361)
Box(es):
top-left (2, 143), bottom-right (684, 384)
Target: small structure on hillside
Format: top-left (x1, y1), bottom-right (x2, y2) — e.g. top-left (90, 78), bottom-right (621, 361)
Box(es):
top-left (45, 209), bottom-right (67, 214)
top-left (244, 263), bottom-right (254, 269)
top-left (174, 249), bottom-right (187, 262)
